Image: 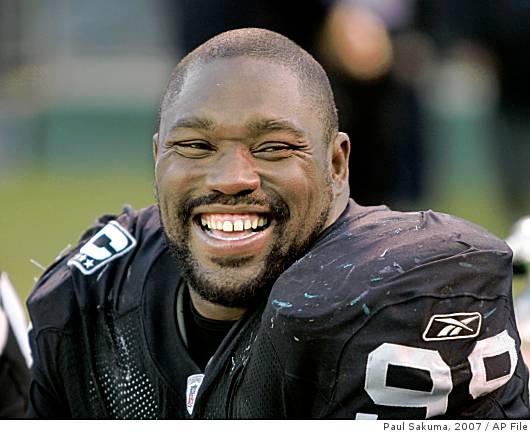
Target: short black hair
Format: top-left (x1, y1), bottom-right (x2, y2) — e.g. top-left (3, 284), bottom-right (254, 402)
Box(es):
top-left (159, 28), bottom-right (338, 144)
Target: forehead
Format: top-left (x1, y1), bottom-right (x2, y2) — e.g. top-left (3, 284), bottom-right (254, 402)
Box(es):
top-left (160, 57), bottom-right (319, 138)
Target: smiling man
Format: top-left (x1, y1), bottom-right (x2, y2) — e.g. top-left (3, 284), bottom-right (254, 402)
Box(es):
top-left (27, 29), bottom-right (529, 419)
top-left (155, 49), bottom-right (347, 321)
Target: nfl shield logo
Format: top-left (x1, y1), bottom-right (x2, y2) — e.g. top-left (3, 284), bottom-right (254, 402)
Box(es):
top-left (186, 373), bottom-right (205, 415)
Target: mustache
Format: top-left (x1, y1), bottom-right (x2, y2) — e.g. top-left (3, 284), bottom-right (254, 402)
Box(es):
top-left (178, 191), bottom-right (290, 222)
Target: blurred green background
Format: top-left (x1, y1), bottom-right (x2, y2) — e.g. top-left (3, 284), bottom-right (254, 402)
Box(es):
top-left (0, 167), bottom-right (154, 299)
top-left (1, 0), bottom-right (529, 303)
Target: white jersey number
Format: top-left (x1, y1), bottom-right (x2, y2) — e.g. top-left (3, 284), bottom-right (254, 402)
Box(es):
top-left (365, 343), bottom-right (452, 418)
top-left (364, 331), bottom-right (517, 418)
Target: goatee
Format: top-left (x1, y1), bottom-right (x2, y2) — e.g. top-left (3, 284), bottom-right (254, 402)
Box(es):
top-left (159, 190), bottom-right (331, 309)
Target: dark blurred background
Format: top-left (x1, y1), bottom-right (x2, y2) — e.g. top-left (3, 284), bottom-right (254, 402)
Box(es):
top-left (1, 0), bottom-right (529, 300)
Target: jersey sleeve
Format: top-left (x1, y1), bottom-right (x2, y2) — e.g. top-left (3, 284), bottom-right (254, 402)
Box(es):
top-left (326, 249), bottom-right (530, 419)
top-left (0, 308), bottom-right (31, 418)
top-left (0, 273), bottom-right (31, 418)
top-left (27, 328), bottom-right (71, 418)
top-left (25, 206), bottom-right (151, 418)
top-left (26, 260), bottom-right (77, 419)
top-left (25, 212), bottom-right (121, 418)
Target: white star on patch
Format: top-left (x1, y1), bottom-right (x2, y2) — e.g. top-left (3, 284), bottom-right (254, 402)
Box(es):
top-left (67, 221), bottom-right (137, 275)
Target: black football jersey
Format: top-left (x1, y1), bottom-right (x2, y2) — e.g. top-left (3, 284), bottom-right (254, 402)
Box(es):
top-left (26, 201), bottom-right (530, 418)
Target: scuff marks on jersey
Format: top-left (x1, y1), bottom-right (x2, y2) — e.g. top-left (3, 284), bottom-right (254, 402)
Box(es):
top-left (377, 266), bottom-right (391, 276)
top-left (334, 262), bottom-right (357, 281)
top-left (392, 262), bottom-right (405, 273)
top-left (370, 262), bottom-right (406, 286)
top-left (483, 307), bottom-right (497, 320)
top-left (320, 258), bottom-right (339, 269)
top-left (362, 304), bottom-right (371, 315)
top-left (350, 290), bottom-right (369, 306)
top-left (378, 262), bottom-right (405, 275)
top-left (271, 299), bottom-right (293, 309)
top-left (96, 264), bottom-right (110, 282)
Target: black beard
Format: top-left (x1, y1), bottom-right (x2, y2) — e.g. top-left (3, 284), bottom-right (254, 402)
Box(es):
top-left (159, 190), bottom-right (332, 309)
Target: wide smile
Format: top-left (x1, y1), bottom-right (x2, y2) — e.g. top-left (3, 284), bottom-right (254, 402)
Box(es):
top-left (192, 209), bottom-right (274, 257)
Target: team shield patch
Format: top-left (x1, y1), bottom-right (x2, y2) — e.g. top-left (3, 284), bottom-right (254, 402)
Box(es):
top-left (186, 373), bottom-right (205, 415)
top-left (67, 221), bottom-right (136, 275)
top-left (423, 312), bottom-right (482, 341)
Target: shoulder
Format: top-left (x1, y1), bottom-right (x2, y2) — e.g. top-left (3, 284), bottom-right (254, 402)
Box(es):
top-left (265, 203), bottom-right (512, 325)
top-left (323, 203), bottom-right (510, 269)
top-left (262, 203), bottom-right (515, 354)
top-left (27, 204), bottom-right (163, 332)
top-left (260, 204), bottom-right (527, 418)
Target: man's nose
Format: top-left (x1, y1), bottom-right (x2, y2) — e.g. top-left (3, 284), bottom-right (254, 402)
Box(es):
top-left (206, 146), bottom-right (260, 195)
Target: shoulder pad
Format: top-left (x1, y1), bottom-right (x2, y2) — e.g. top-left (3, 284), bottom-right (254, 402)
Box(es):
top-left (263, 206), bottom-right (512, 332)
top-left (28, 205), bottom-right (161, 329)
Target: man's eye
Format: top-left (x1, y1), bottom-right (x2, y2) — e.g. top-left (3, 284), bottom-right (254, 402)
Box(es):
top-left (168, 141), bottom-right (213, 158)
top-left (180, 142), bottom-right (211, 150)
top-left (262, 145), bottom-right (287, 152)
top-left (254, 143), bottom-right (292, 154)
top-left (253, 143), bottom-right (295, 160)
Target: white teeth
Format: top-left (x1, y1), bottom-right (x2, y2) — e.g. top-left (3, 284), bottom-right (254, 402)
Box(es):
top-left (200, 215), bottom-right (269, 232)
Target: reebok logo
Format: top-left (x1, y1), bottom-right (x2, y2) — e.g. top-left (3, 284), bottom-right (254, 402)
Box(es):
top-left (423, 312), bottom-right (482, 341)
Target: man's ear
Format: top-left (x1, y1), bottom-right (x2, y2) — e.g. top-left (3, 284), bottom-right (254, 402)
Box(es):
top-left (330, 132), bottom-right (350, 193)
top-left (152, 133), bottom-right (159, 160)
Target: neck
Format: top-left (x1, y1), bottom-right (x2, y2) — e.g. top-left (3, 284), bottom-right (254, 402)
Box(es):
top-left (188, 287), bottom-right (247, 321)
top-left (324, 190), bottom-right (350, 230)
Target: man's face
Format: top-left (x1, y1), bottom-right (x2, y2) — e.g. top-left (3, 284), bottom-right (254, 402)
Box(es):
top-left (155, 57), bottom-right (337, 308)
